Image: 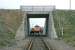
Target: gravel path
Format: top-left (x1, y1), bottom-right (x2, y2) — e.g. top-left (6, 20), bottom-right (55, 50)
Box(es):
top-left (0, 37), bottom-right (31, 50)
top-left (31, 38), bottom-right (47, 50)
top-left (45, 38), bottom-right (75, 50)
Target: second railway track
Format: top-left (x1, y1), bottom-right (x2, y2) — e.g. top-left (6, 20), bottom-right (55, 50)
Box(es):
top-left (27, 37), bottom-right (51, 50)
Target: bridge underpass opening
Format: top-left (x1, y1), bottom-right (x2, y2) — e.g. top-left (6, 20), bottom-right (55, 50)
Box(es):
top-left (27, 14), bottom-right (49, 37)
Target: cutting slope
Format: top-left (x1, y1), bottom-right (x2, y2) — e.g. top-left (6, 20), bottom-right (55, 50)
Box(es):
top-left (53, 10), bottom-right (75, 47)
top-left (0, 9), bottom-right (23, 47)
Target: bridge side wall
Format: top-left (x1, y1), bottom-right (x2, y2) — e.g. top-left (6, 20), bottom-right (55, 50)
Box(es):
top-left (48, 12), bottom-right (58, 39)
top-left (15, 12), bottom-right (27, 40)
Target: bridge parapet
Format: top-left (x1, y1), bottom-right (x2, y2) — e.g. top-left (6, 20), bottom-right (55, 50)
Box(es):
top-left (21, 6), bottom-right (55, 11)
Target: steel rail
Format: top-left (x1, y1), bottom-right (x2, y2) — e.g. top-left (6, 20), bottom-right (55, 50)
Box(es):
top-left (27, 38), bottom-right (52, 50)
top-left (41, 38), bottom-right (51, 50)
top-left (28, 41), bottom-right (33, 50)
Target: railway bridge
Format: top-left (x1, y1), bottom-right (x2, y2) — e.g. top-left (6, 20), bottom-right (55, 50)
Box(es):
top-left (15, 6), bottom-right (57, 40)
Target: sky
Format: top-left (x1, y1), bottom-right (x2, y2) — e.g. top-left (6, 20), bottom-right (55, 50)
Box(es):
top-left (0, 0), bottom-right (75, 9)
top-left (29, 18), bottom-right (46, 28)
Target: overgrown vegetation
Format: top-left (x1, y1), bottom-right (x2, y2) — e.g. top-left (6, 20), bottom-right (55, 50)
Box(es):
top-left (53, 10), bottom-right (75, 47)
top-left (0, 17), bottom-right (16, 47)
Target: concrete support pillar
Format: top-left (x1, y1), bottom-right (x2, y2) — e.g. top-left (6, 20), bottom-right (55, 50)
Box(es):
top-left (24, 13), bottom-right (28, 38)
top-left (48, 12), bottom-right (58, 39)
top-left (15, 12), bottom-right (29, 40)
top-left (15, 13), bottom-right (26, 40)
top-left (43, 21), bottom-right (46, 35)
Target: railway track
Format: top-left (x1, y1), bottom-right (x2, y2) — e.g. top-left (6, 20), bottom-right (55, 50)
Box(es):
top-left (27, 37), bottom-right (51, 50)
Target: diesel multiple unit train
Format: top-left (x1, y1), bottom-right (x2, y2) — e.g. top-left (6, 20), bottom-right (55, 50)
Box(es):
top-left (30, 25), bottom-right (43, 36)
